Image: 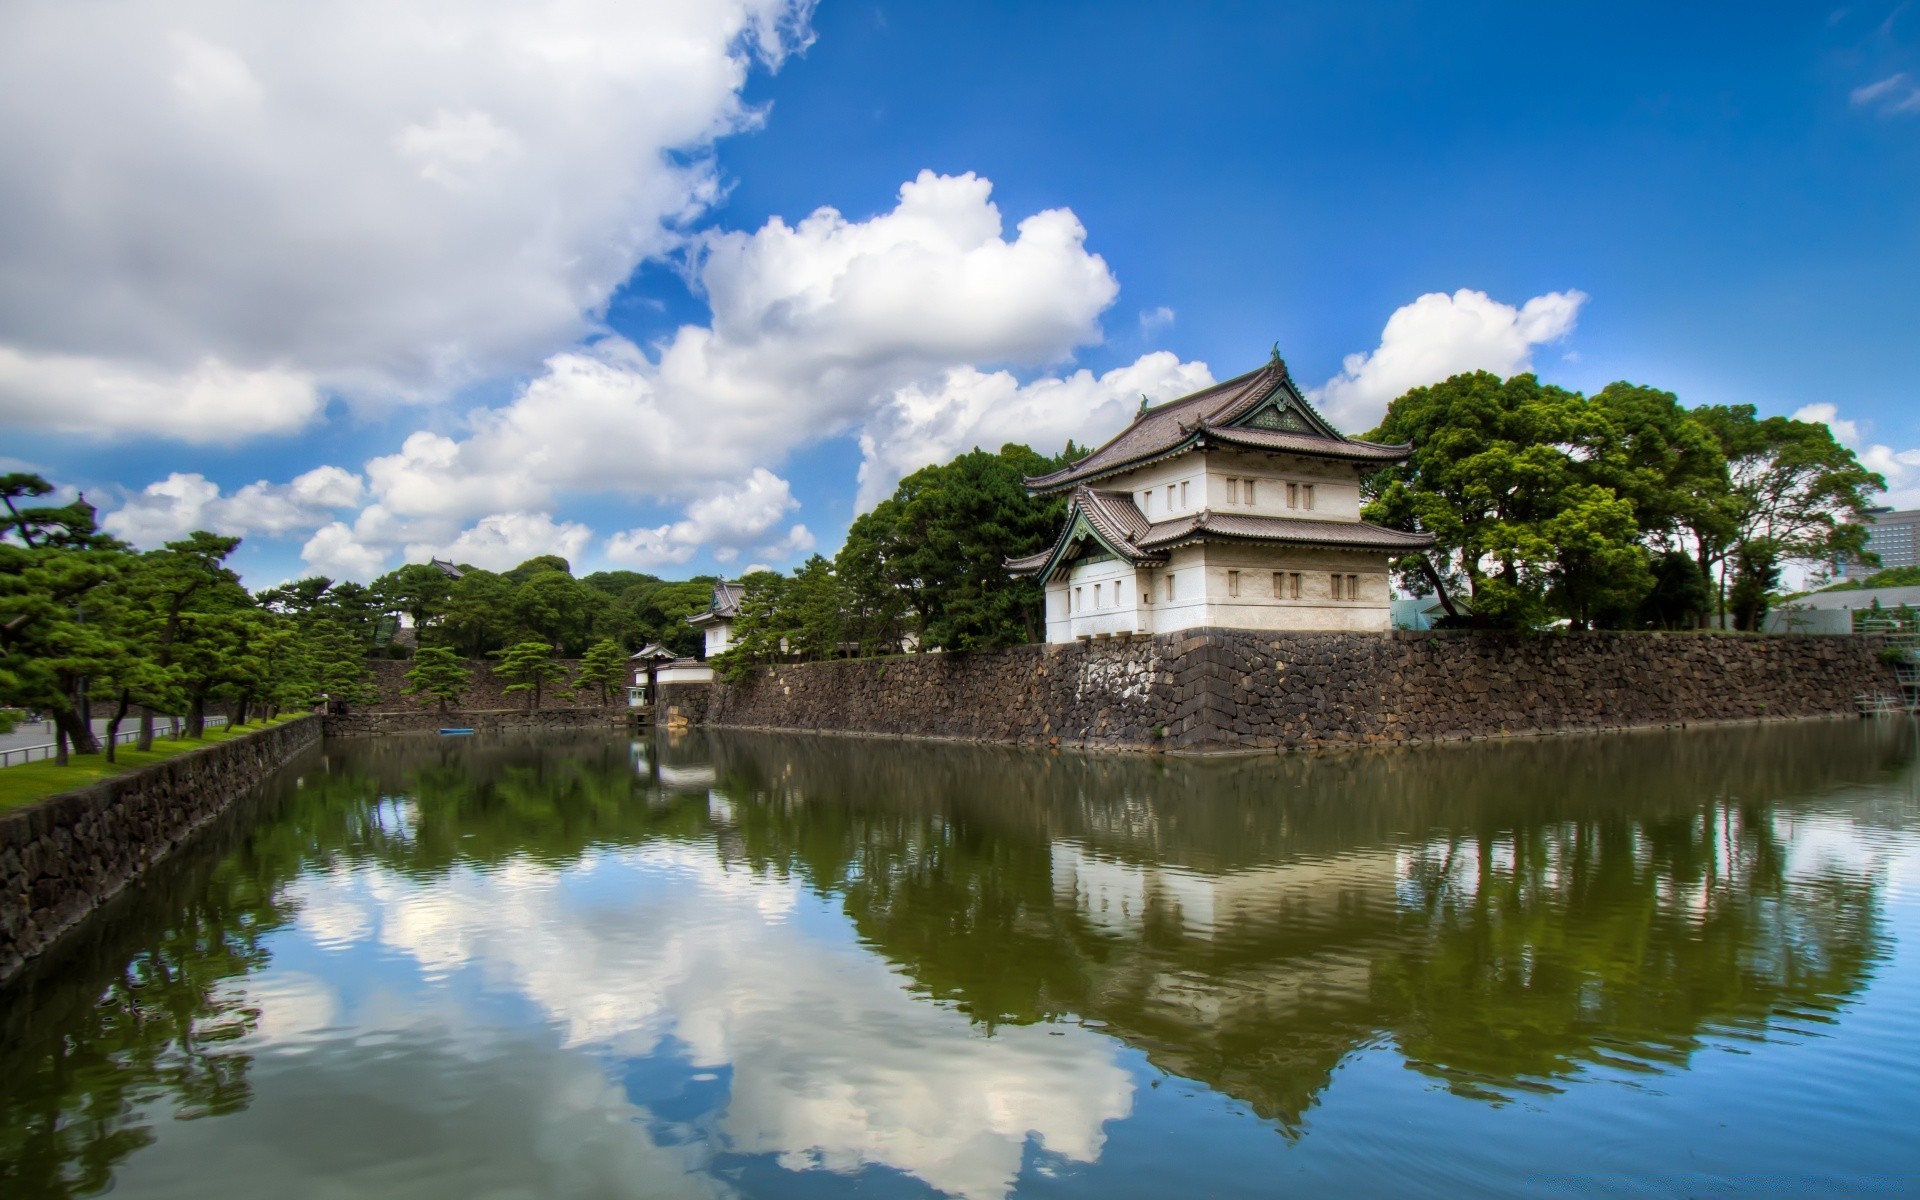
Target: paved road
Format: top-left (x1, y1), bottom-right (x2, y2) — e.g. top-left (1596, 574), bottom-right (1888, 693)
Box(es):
top-left (0, 715), bottom-right (202, 756)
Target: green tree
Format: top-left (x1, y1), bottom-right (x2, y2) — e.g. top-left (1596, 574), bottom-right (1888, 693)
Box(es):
top-left (836, 500), bottom-right (914, 656)
top-left (489, 641), bottom-right (569, 711)
top-left (513, 569), bottom-right (589, 652)
top-left (436, 569), bottom-right (516, 658)
top-left (305, 619), bottom-right (377, 710)
top-left (572, 638), bottom-right (628, 706)
top-left (1690, 405), bottom-right (1884, 623)
top-left (713, 571), bottom-right (792, 681)
top-left (372, 563), bottom-right (455, 633)
top-left (0, 476), bottom-right (125, 757)
top-left (1542, 484), bottom-right (1654, 629)
top-left (1366, 372), bottom-right (1598, 627)
top-left (1639, 550), bottom-right (1716, 629)
top-left (402, 646), bottom-right (473, 714)
top-left (786, 555), bottom-right (846, 660)
top-left (865, 444), bottom-right (1067, 650)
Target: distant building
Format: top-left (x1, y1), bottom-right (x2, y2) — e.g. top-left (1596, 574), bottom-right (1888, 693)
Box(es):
top-left (429, 557), bottom-right (465, 579)
top-left (1390, 595), bottom-right (1470, 631)
top-left (1840, 507), bottom-right (1920, 576)
top-left (1007, 354), bottom-right (1434, 643)
top-left (685, 579), bottom-right (745, 658)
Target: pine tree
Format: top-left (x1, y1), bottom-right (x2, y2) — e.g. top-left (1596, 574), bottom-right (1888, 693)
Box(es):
top-left (489, 641), bottom-right (569, 711)
top-left (572, 639), bottom-right (627, 706)
top-left (403, 646), bottom-right (473, 714)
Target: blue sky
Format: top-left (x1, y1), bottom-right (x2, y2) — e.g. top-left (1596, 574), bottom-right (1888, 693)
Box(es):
top-left (2, 2), bottom-right (1915, 588)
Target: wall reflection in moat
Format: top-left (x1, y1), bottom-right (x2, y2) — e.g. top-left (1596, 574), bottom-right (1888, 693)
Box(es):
top-left (2, 719), bottom-right (1916, 1199)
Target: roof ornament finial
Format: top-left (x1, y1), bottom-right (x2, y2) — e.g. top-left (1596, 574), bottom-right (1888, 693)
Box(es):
top-left (1138, 393), bottom-right (1150, 415)
top-left (1269, 341), bottom-right (1290, 379)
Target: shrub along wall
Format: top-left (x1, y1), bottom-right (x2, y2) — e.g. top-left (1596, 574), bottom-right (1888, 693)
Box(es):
top-left (687, 630), bottom-right (1894, 753)
top-left (0, 716), bottom-right (322, 984)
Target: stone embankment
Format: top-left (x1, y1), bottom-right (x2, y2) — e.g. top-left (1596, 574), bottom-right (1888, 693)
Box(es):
top-left (677, 629), bottom-right (1893, 753)
top-left (365, 658), bottom-right (623, 714)
top-left (322, 708), bottom-right (623, 737)
top-left (0, 716), bottom-right (322, 985)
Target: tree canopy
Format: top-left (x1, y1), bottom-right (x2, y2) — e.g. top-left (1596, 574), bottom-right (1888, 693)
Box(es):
top-left (1365, 373), bottom-right (1884, 629)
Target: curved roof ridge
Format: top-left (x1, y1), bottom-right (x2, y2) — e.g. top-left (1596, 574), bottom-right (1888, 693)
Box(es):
top-left (1022, 353), bottom-right (1409, 494)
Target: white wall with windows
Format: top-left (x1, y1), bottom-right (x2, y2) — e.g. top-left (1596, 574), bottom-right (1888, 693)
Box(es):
top-left (1041, 542), bottom-right (1389, 643)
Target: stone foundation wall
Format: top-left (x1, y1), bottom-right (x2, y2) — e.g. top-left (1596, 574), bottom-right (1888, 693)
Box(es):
top-left (364, 658), bottom-right (625, 713)
top-left (0, 716), bottom-right (322, 984)
top-left (322, 708), bottom-right (626, 737)
top-left (700, 630), bottom-right (1894, 752)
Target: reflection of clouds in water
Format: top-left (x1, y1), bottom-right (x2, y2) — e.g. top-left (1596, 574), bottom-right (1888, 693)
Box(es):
top-left (114, 1020), bottom-right (727, 1200)
top-left (282, 841), bottom-right (1132, 1200)
top-left (282, 866), bottom-right (372, 949)
top-left (370, 795), bottom-right (417, 840)
top-left (221, 971), bottom-right (338, 1050)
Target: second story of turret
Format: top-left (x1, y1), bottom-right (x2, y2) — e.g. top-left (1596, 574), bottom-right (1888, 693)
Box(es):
top-left (1021, 352), bottom-right (1410, 525)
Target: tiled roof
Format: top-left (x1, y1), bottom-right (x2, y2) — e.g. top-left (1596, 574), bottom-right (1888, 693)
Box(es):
top-left (1022, 357), bottom-right (1410, 493)
top-left (686, 579), bottom-right (744, 625)
top-left (1005, 488), bottom-right (1168, 577)
top-left (1006, 488), bottom-right (1434, 577)
top-left (1134, 512), bottom-right (1437, 552)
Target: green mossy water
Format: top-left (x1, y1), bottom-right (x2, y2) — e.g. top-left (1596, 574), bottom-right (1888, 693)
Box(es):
top-left (3, 721), bottom-right (1917, 1198)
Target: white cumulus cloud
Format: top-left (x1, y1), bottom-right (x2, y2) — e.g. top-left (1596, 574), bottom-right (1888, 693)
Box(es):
top-left (0, 350), bottom-right (321, 442)
top-left (311, 169), bottom-right (1190, 569)
top-left (104, 466), bottom-right (365, 547)
top-left (1312, 288), bottom-right (1587, 433)
top-left (408, 511), bottom-right (595, 575)
top-left (0, 0), bottom-right (813, 439)
top-left (856, 351), bottom-right (1215, 508)
top-left (607, 468), bottom-right (808, 568)
top-left (1794, 402), bottom-right (1920, 512)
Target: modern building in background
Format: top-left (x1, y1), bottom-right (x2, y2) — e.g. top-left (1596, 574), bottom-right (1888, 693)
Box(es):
top-left (1840, 507), bottom-right (1920, 576)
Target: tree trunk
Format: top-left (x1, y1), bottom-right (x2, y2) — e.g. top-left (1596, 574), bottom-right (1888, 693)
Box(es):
top-left (104, 691), bottom-right (133, 763)
top-left (233, 692), bottom-right (252, 728)
top-left (1417, 556), bottom-right (1460, 620)
top-left (186, 693), bottom-right (206, 738)
top-left (54, 701), bottom-right (100, 756)
top-left (55, 722), bottom-right (68, 767)
top-left (137, 706), bottom-right (155, 753)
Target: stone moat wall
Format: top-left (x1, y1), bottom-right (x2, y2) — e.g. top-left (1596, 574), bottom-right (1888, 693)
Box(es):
top-left (322, 708), bottom-right (624, 737)
top-left (0, 716), bottom-right (322, 984)
top-left (365, 658), bottom-right (624, 714)
top-left (675, 630), bottom-right (1895, 752)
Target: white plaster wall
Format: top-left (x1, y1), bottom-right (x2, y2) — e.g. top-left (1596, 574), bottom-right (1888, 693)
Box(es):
top-left (704, 622), bottom-right (734, 657)
top-left (1201, 449), bottom-right (1365, 522)
top-left (1104, 451), bottom-right (1367, 525)
top-left (1149, 543), bottom-right (1392, 635)
top-left (1117, 456), bottom-right (1207, 523)
top-left (1064, 556), bottom-right (1145, 639)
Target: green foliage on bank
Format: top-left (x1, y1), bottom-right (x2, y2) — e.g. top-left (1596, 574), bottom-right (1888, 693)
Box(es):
top-left (1364, 374), bottom-right (1884, 630)
top-left (712, 443), bottom-right (1080, 680)
top-left (0, 714), bottom-right (306, 812)
top-left (1818, 566), bottom-right (1920, 593)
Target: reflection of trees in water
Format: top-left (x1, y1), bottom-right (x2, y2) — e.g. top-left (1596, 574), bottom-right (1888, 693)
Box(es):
top-left (0, 778), bottom-right (313, 1198)
top-left (697, 720), bottom-right (1909, 1129)
top-left (1, 720), bottom-right (1912, 1194)
top-left (1382, 804), bottom-right (1884, 1101)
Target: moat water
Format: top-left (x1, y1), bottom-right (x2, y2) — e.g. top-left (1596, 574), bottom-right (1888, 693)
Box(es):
top-left (4, 722), bottom-right (1919, 1199)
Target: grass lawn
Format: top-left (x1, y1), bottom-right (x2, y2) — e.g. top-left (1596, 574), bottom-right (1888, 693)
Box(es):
top-left (0, 714), bottom-right (308, 814)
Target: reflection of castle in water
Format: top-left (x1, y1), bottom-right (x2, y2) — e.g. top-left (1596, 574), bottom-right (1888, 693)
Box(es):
top-left (696, 719), bottom-right (1913, 1128)
top-left (4, 719), bottom-right (1913, 1196)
